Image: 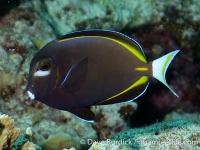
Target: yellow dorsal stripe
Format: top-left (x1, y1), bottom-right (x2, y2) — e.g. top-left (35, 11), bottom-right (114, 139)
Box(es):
top-left (135, 67), bottom-right (148, 71)
top-left (59, 36), bottom-right (147, 63)
top-left (102, 76), bottom-right (148, 102)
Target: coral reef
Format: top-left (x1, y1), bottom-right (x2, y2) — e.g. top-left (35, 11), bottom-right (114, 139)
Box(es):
top-left (90, 120), bottom-right (200, 150)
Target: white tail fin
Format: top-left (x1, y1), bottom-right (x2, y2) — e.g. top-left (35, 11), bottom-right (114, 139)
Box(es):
top-left (152, 50), bottom-right (179, 97)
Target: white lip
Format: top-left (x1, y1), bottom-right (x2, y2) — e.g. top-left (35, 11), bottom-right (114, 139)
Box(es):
top-left (27, 91), bottom-right (35, 100)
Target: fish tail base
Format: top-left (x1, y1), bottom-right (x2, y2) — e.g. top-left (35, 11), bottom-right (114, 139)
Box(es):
top-left (152, 50), bottom-right (180, 97)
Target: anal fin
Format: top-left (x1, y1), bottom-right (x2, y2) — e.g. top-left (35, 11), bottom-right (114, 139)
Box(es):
top-left (69, 108), bottom-right (95, 122)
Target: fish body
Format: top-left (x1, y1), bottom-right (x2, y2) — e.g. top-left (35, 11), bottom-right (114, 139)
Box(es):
top-left (24, 30), bottom-right (179, 122)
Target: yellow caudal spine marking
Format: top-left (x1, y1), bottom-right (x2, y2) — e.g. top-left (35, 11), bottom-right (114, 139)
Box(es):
top-left (162, 53), bottom-right (173, 79)
top-left (105, 76), bottom-right (148, 101)
top-left (135, 67), bottom-right (148, 71)
top-left (58, 36), bottom-right (147, 63)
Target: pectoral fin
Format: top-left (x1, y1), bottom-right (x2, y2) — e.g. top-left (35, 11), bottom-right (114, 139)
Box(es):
top-left (69, 108), bottom-right (95, 122)
top-left (61, 57), bottom-right (88, 91)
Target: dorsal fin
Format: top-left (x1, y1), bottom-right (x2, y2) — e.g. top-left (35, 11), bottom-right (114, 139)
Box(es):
top-left (58, 30), bottom-right (147, 63)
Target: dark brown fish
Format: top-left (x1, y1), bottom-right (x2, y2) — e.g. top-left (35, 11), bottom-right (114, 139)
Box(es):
top-left (24, 30), bottom-right (179, 122)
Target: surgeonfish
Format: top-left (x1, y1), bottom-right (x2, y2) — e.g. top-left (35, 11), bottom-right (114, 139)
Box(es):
top-left (24, 30), bottom-right (179, 122)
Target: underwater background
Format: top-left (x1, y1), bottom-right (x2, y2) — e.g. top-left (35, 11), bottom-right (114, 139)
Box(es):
top-left (0, 0), bottom-right (200, 149)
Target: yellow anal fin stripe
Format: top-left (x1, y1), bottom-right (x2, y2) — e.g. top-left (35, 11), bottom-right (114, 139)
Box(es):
top-left (135, 67), bottom-right (148, 71)
top-left (103, 76), bottom-right (148, 102)
top-left (59, 36), bottom-right (147, 63)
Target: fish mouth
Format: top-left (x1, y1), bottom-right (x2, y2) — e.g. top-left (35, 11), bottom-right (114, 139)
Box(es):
top-left (23, 90), bottom-right (35, 100)
top-left (27, 91), bottom-right (35, 100)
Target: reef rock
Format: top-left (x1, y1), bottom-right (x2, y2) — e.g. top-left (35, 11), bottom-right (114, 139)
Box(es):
top-left (91, 102), bottom-right (137, 140)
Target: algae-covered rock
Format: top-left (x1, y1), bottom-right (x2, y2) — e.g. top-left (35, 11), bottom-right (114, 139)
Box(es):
top-left (27, 0), bottom-right (163, 35)
top-left (112, 120), bottom-right (200, 149)
top-left (165, 112), bottom-right (200, 123)
top-left (90, 120), bottom-right (200, 150)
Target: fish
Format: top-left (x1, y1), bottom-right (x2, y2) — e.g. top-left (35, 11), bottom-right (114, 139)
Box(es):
top-left (24, 30), bottom-right (179, 122)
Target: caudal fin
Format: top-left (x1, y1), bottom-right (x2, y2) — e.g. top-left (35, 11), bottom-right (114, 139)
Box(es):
top-left (152, 50), bottom-right (179, 97)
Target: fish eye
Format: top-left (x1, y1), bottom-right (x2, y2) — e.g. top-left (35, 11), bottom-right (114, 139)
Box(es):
top-left (39, 62), bottom-right (51, 71)
top-left (36, 58), bottom-right (52, 72)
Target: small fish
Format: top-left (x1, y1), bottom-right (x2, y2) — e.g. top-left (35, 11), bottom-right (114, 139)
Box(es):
top-left (24, 30), bottom-right (179, 122)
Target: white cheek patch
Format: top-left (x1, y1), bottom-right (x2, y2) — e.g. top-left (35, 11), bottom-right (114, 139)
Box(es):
top-left (34, 70), bottom-right (50, 76)
top-left (27, 91), bottom-right (35, 100)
